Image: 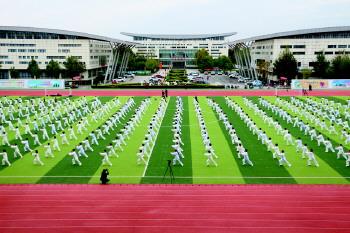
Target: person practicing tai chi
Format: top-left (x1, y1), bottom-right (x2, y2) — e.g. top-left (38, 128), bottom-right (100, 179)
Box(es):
top-left (137, 149), bottom-right (147, 165)
top-left (205, 150), bottom-right (218, 167)
top-left (52, 136), bottom-right (61, 152)
top-left (278, 150), bottom-right (292, 167)
top-left (44, 143), bottom-right (54, 158)
top-left (69, 149), bottom-right (82, 166)
top-left (32, 150), bottom-right (44, 166)
top-left (307, 149), bottom-right (319, 167)
top-left (21, 138), bottom-right (32, 152)
top-left (171, 150), bottom-right (184, 167)
top-left (10, 144), bottom-right (22, 159)
top-left (346, 150), bottom-right (350, 167)
top-left (336, 144), bottom-right (347, 160)
top-left (241, 149), bottom-right (253, 166)
top-left (0, 150), bottom-right (11, 166)
top-left (100, 149), bottom-right (112, 166)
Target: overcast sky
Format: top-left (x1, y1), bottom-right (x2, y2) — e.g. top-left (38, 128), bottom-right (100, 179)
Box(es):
top-left (1, 0), bottom-right (349, 41)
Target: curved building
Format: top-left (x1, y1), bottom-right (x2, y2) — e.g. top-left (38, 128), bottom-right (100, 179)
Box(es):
top-left (0, 26), bottom-right (136, 79)
top-left (228, 26), bottom-right (350, 80)
top-left (122, 32), bottom-right (236, 68)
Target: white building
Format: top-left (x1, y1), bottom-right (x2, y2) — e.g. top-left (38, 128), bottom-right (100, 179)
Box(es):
top-left (121, 32), bottom-right (235, 69)
top-left (228, 26), bottom-right (350, 80)
top-left (0, 26), bottom-right (136, 79)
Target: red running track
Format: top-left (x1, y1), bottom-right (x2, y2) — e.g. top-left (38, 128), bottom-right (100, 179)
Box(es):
top-left (0, 89), bottom-right (350, 96)
top-left (0, 184), bottom-right (350, 233)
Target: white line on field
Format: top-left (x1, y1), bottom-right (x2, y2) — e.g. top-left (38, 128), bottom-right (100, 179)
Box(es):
top-left (0, 176), bottom-right (350, 179)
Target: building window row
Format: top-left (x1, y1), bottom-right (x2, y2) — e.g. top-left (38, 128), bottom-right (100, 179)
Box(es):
top-left (8, 49), bottom-right (46, 53)
top-left (19, 56), bottom-right (38, 59)
top-left (58, 49), bottom-right (70, 53)
top-left (0, 43), bottom-right (36, 47)
top-left (47, 56), bottom-right (66, 59)
top-left (0, 55), bottom-right (8, 59)
top-left (0, 61), bottom-right (14, 64)
top-left (58, 44), bottom-right (82, 47)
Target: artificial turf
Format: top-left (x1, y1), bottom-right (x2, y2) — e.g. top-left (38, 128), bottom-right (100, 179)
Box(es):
top-left (0, 96), bottom-right (349, 184)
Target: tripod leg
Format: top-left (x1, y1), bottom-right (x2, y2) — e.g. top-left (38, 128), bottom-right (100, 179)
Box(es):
top-left (169, 167), bottom-right (175, 184)
top-left (162, 166), bottom-right (169, 182)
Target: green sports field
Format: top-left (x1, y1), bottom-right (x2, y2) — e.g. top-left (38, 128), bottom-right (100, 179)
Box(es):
top-left (0, 96), bottom-right (349, 184)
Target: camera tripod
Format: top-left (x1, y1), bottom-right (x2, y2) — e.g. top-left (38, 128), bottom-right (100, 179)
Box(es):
top-left (162, 160), bottom-right (175, 184)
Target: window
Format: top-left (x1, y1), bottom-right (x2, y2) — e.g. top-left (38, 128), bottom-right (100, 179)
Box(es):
top-left (309, 62), bottom-right (316, 67)
top-left (38, 49), bottom-right (46, 53)
top-left (18, 49), bottom-right (26, 53)
top-left (297, 62), bottom-right (301, 67)
top-left (314, 51), bottom-right (323, 55)
top-left (338, 45), bottom-right (347, 48)
top-left (28, 49), bottom-right (36, 53)
top-left (58, 44), bottom-right (82, 47)
top-left (328, 45), bottom-right (336, 48)
top-left (325, 51), bottom-right (333, 55)
top-left (293, 52), bottom-right (305, 55)
top-left (5, 61), bottom-right (14, 64)
top-left (335, 51), bottom-right (346, 55)
top-left (47, 56), bottom-right (66, 59)
top-left (8, 49), bottom-right (17, 52)
top-left (0, 56), bottom-right (8, 59)
top-left (293, 45), bottom-right (306, 49)
top-left (280, 45), bottom-right (292, 49)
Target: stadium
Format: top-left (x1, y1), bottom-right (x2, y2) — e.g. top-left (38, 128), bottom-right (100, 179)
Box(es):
top-left (0, 25), bottom-right (350, 233)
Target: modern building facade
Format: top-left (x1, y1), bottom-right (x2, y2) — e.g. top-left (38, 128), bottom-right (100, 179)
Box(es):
top-left (0, 26), bottom-right (136, 79)
top-left (121, 32), bottom-right (235, 69)
top-left (228, 26), bottom-right (350, 80)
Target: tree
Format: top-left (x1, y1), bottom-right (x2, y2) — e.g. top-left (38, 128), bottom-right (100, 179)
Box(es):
top-left (46, 60), bottom-right (61, 79)
top-left (128, 53), bottom-right (147, 71)
top-left (228, 48), bottom-right (236, 65)
top-left (301, 68), bottom-right (312, 79)
top-left (329, 54), bottom-right (350, 79)
top-left (99, 56), bottom-right (107, 67)
top-left (145, 59), bottom-right (159, 73)
top-left (257, 60), bottom-right (270, 81)
top-left (10, 67), bottom-right (19, 79)
top-left (27, 59), bottom-right (40, 79)
top-left (215, 55), bottom-right (234, 71)
top-left (313, 53), bottom-right (330, 78)
top-left (195, 49), bottom-right (213, 71)
top-left (273, 49), bottom-right (298, 82)
top-left (64, 56), bottom-right (86, 78)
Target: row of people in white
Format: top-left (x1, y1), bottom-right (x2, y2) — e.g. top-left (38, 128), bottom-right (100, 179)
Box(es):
top-left (281, 97), bottom-right (350, 145)
top-left (194, 98), bottom-right (217, 167)
top-left (273, 98), bottom-right (350, 160)
top-left (245, 98), bottom-right (319, 167)
top-left (259, 97), bottom-right (350, 167)
top-left (68, 98), bottom-right (130, 166)
top-left (170, 97), bottom-right (184, 167)
top-left (137, 99), bottom-right (166, 165)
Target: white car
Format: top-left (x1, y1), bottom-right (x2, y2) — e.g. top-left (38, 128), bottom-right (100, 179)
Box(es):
top-left (124, 73), bottom-right (135, 78)
top-left (187, 75), bottom-right (195, 81)
top-left (112, 77), bottom-right (126, 83)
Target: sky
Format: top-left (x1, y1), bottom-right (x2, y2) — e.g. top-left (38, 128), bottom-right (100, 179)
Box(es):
top-left (1, 0), bottom-right (349, 41)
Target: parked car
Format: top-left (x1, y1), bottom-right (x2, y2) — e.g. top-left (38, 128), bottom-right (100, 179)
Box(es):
top-left (187, 75), bottom-right (195, 82)
top-left (204, 71), bottom-right (209, 75)
top-left (217, 71), bottom-right (223, 75)
top-left (112, 77), bottom-right (126, 84)
top-left (238, 77), bottom-right (246, 83)
top-left (124, 73), bottom-right (135, 78)
top-left (193, 77), bottom-right (206, 84)
top-left (210, 71), bottom-right (216, 75)
top-left (149, 76), bottom-right (163, 83)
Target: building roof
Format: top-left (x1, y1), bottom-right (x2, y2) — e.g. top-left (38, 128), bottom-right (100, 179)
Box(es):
top-left (0, 26), bottom-right (137, 46)
top-left (228, 26), bottom-right (350, 45)
top-left (121, 32), bottom-right (236, 40)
